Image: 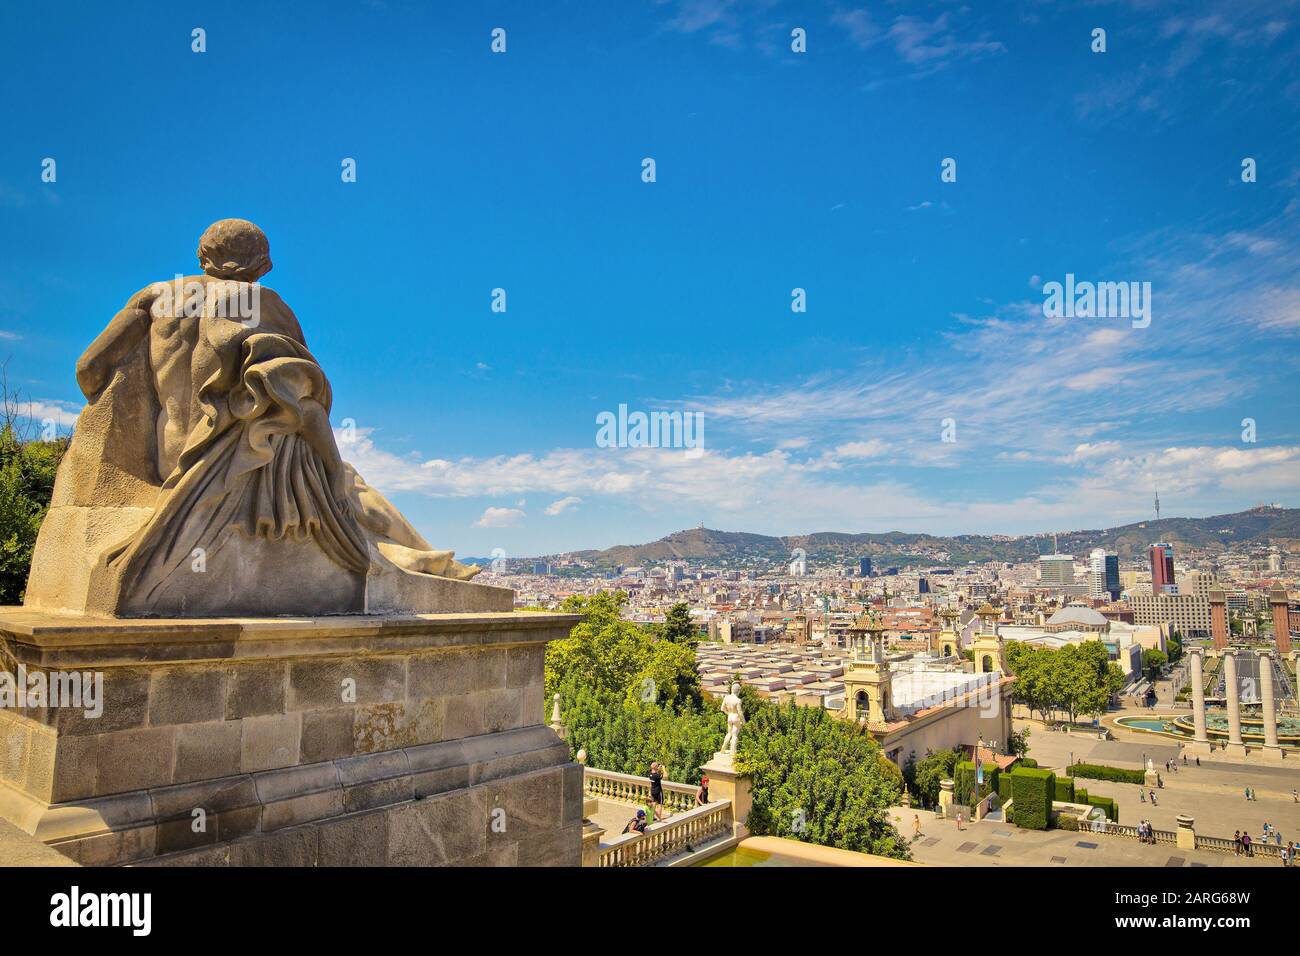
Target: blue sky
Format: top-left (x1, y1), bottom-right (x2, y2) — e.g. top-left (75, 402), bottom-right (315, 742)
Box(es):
top-left (2, 0), bottom-right (1298, 559)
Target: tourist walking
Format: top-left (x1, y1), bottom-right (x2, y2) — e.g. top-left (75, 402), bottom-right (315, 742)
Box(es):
top-left (956, 812), bottom-right (965, 831)
top-left (1287, 842), bottom-right (1296, 867)
top-left (1292, 789), bottom-right (1297, 803)
top-left (1140, 789), bottom-right (1146, 803)
top-left (1234, 830), bottom-right (1242, 856)
top-left (1149, 790), bottom-right (1158, 807)
top-left (1196, 756), bottom-right (1200, 767)
top-left (913, 815), bottom-right (922, 840)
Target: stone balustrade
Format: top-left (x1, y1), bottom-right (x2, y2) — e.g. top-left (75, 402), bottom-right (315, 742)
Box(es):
top-left (1082, 819), bottom-right (1291, 859)
top-left (582, 767), bottom-right (698, 813)
top-left (597, 800), bottom-right (733, 867)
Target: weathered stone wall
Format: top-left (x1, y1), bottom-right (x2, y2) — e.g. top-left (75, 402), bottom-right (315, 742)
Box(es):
top-left (0, 610), bottom-right (581, 866)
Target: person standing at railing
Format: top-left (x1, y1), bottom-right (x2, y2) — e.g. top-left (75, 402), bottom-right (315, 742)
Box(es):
top-left (648, 762), bottom-right (668, 821)
top-left (695, 775), bottom-right (710, 807)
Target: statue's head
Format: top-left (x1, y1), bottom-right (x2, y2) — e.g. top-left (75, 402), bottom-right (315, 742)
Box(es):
top-left (197, 219), bottom-right (272, 281)
top-left (730, 682), bottom-right (740, 696)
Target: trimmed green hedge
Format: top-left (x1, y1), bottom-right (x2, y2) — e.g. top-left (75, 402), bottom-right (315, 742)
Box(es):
top-left (1054, 776), bottom-right (1075, 803)
top-left (997, 772), bottom-right (1014, 801)
top-left (1075, 787), bottom-right (1089, 803)
top-left (955, 761), bottom-right (1000, 808)
top-left (1068, 763), bottom-right (1144, 785)
top-left (1009, 767), bottom-right (1054, 830)
top-left (1086, 794), bottom-right (1119, 822)
top-left (1018, 758), bottom-right (1038, 769)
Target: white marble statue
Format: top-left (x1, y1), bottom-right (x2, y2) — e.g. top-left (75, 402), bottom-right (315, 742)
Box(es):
top-left (720, 682), bottom-right (746, 755)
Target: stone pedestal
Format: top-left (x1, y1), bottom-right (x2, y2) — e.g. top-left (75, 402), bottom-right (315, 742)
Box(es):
top-left (1144, 768), bottom-right (1160, 788)
top-left (699, 751), bottom-right (751, 840)
top-left (0, 608), bottom-right (583, 866)
top-left (937, 778), bottom-right (955, 819)
top-left (1175, 814), bottom-right (1196, 851)
top-left (581, 821), bottom-right (604, 867)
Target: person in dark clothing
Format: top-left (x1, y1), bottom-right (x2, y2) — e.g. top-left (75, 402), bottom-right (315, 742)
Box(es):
top-left (648, 762), bottom-right (667, 820)
top-left (622, 809), bottom-right (648, 834)
top-left (695, 775), bottom-right (710, 806)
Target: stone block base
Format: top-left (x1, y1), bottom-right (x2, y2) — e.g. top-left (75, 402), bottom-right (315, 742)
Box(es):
top-left (0, 608), bottom-right (582, 866)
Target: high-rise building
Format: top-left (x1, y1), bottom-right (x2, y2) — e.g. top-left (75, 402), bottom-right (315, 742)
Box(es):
top-left (858, 557), bottom-right (872, 577)
top-left (1038, 554), bottom-right (1075, 587)
top-left (1088, 549), bottom-right (1120, 601)
top-left (1133, 592), bottom-right (1211, 637)
top-left (1149, 542), bottom-right (1176, 594)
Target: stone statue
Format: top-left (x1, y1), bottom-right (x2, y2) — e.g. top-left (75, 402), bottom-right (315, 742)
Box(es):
top-left (24, 219), bottom-right (493, 617)
top-left (719, 682), bottom-right (746, 755)
top-left (1146, 757), bottom-right (1155, 773)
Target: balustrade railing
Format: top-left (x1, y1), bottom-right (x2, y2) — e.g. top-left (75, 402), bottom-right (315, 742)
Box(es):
top-left (583, 767), bottom-right (698, 813)
top-left (598, 800), bottom-right (733, 867)
top-left (1081, 820), bottom-right (1290, 858)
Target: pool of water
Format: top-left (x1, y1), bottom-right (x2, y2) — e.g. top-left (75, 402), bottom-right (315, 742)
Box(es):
top-left (1121, 718), bottom-right (1173, 732)
top-left (699, 846), bottom-right (803, 867)
top-left (1116, 714), bottom-right (1300, 748)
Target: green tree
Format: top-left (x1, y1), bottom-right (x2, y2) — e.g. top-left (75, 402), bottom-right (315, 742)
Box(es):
top-left (1142, 648), bottom-right (1168, 680)
top-left (737, 698), bottom-right (909, 859)
top-left (660, 602), bottom-right (698, 645)
top-left (1008, 725), bottom-right (1031, 759)
top-left (907, 747), bottom-right (961, 808)
top-left (0, 423), bottom-right (67, 604)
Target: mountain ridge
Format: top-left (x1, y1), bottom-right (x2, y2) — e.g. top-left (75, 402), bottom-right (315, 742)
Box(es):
top-left (532, 506), bottom-right (1299, 568)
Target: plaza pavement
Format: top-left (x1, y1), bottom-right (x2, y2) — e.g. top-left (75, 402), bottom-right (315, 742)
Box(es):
top-left (888, 807), bottom-right (1280, 867)
top-left (1003, 714), bottom-right (1300, 856)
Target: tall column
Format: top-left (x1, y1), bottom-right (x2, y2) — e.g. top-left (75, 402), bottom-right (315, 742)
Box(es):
top-left (1209, 589), bottom-right (1228, 651)
top-left (1258, 650), bottom-right (1280, 757)
top-left (1269, 589), bottom-right (1292, 655)
top-left (1190, 647), bottom-right (1209, 748)
top-left (1222, 649), bottom-right (1246, 758)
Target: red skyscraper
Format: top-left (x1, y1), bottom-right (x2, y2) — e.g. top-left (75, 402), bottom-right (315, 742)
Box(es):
top-left (1149, 542), bottom-right (1175, 594)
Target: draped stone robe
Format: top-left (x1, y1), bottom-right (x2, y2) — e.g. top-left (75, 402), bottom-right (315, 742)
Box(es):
top-left (25, 277), bottom-right (483, 618)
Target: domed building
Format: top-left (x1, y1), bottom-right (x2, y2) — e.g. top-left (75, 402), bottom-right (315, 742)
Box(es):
top-left (1044, 603), bottom-right (1110, 634)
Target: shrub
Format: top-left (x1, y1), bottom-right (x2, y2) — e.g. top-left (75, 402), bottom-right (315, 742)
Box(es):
top-left (1054, 776), bottom-right (1075, 803)
top-left (1055, 813), bottom-right (1080, 831)
top-left (1018, 757), bottom-right (1038, 769)
top-left (1086, 794), bottom-right (1119, 822)
top-left (1067, 763), bottom-right (1144, 785)
top-left (1009, 767), bottom-right (1054, 830)
top-left (997, 772), bottom-right (1013, 801)
top-left (955, 761), bottom-right (999, 808)
top-left (1075, 787), bottom-right (1089, 804)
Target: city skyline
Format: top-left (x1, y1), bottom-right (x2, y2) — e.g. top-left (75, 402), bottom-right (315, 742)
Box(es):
top-left (3, 1), bottom-right (1298, 557)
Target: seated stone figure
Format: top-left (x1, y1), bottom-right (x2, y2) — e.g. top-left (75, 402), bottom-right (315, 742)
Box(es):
top-left (24, 219), bottom-right (492, 617)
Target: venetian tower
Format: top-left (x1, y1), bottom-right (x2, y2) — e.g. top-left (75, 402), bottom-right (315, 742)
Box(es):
top-left (842, 611), bottom-right (894, 728)
top-left (934, 606), bottom-right (961, 657)
top-left (969, 602), bottom-right (1005, 674)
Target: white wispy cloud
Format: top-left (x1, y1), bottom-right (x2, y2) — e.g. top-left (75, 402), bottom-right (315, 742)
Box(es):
top-left (473, 506), bottom-right (525, 528)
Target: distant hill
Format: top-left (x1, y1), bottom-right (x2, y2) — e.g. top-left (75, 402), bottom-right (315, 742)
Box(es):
top-left (548, 506), bottom-right (1298, 569)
